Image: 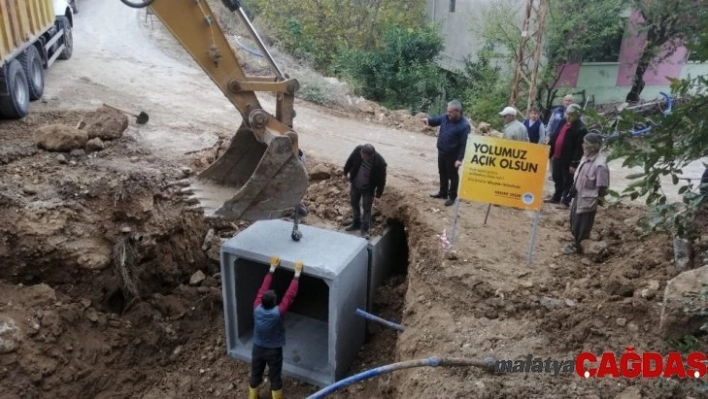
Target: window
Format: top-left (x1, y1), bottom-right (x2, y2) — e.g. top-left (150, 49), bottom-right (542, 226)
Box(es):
top-left (449, 0), bottom-right (455, 12)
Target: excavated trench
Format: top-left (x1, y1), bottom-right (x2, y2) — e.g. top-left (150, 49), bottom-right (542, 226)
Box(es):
top-left (0, 110), bottom-right (420, 398)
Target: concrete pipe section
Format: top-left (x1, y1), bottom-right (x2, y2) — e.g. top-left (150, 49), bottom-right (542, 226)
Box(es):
top-left (220, 219), bottom-right (406, 387)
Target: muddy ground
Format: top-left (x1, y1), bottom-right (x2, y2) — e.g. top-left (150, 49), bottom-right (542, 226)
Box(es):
top-left (2, 1), bottom-right (708, 398)
top-left (2, 108), bottom-right (707, 399)
top-left (0, 109), bottom-right (405, 399)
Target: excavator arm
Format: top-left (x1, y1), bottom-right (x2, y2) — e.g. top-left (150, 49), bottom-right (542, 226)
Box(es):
top-left (119, 0), bottom-right (308, 221)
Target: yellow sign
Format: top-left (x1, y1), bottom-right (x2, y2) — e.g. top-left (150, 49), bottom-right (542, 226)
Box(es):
top-left (459, 135), bottom-right (550, 210)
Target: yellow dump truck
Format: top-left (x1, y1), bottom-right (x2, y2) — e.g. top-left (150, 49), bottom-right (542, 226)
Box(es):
top-left (0, 0), bottom-right (74, 119)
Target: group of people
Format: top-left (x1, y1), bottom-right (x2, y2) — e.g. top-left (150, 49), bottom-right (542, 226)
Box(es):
top-left (248, 95), bottom-right (708, 398)
top-left (335, 95), bottom-right (610, 254)
top-left (419, 96), bottom-right (610, 255)
top-left (501, 94), bottom-right (610, 254)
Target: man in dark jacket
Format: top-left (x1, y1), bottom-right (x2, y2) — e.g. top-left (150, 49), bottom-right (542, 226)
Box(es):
top-left (343, 144), bottom-right (387, 239)
top-left (421, 100), bottom-right (471, 207)
top-left (547, 94), bottom-right (575, 139)
top-left (249, 256), bottom-right (302, 399)
top-left (545, 104), bottom-right (588, 207)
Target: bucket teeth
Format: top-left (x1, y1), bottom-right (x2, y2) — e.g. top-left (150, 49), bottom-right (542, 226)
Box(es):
top-left (177, 126), bottom-right (308, 221)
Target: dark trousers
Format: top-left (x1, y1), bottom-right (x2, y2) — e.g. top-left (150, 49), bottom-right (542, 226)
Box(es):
top-left (551, 159), bottom-right (574, 204)
top-left (350, 184), bottom-right (373, 233)
top-left (570, 199), bottom-right (596, 248)
top-left (438, 152), bottom-right (459, 199)
top-left (250, 344), bottom-right (283, 391)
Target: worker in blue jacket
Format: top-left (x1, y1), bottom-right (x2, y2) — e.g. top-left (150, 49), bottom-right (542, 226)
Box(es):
top-left (421, 100), bottom-right (471, 207)
top-left (249, 257), bottom-right (303, 399)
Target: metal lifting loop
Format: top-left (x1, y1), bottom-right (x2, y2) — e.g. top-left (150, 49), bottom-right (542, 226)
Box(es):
top-left (119, 0), bottom-right (155, 8)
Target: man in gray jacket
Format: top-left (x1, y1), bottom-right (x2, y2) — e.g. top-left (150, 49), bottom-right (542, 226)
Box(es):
top-left (499, 106), bottom-right (529, 142)
top-left (563, 133), bottom-right (610, 255)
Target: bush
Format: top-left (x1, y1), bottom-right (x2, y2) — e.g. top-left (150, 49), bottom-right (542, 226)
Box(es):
top-left (460, 44), bottom-right (513, 128)
top-left (338, 24), bottom-right (447, 112)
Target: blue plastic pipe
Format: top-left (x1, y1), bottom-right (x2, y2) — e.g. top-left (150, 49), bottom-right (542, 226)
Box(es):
top-left (305, 356), bottom-right (496, 399)
top-left (354, 309), bottom-right (405, 332)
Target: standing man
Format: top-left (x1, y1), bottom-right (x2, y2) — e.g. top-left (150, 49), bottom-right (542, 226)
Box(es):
top-left (249, 257), bottom-right (303, 399)
top-left (547, 94), bottom-right (575, 138)
top-left (421, 100), bottom-right (471, 207)
top-left (499, 106), bottom-right (529, 142)
top-left (563, 133), bottom-right (609, 255)
top-left (523, 107), bottom-right (547, 144)
top-left (545, 95), bottom-right (575, 181)
top-left (343, 143), bottom-right (387, 240)
top-left (545, 104), bottom-right (588, 207)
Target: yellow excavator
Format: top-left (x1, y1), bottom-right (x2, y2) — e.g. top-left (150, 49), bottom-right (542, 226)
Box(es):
top-left (118, 0), bottom-right (308, 221)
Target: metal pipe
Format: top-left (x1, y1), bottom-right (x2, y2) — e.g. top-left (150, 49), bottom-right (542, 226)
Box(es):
top-left (483, 203), bottom-right (492, 225)
top-left (354, 309), bottom-right (404, 332)
top-left (305, 356), bottom-right (497, 399)
top-left (233, 7), bottom-right (285, 80)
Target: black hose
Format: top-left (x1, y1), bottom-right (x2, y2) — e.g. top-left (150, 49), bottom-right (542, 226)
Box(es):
top-left (119, 0), bottom-right (155, 8)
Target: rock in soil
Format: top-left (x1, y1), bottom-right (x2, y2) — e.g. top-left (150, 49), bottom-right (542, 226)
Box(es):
top-left (190, 270), bottom-right (206, 286)
top-left (673, 237), bottom-right (693, 272)
top-left (580, 240), bottom-right (609, 262)
top-left (85, 107), bottom-right (129, 140)
top-left (33, 124), bottom-right (88, 152)
top-left (0, 314), bottom-right (22, 354)
top-left (309, 164), bottom-right (332, 180)
top-left (660, 265), bottom-right (708, 339)
top-left (86, 137), bottom-right (106, 152)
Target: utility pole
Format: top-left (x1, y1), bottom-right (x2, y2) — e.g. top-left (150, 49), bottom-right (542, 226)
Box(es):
top-left (509, 0), bottom-right (549, 117)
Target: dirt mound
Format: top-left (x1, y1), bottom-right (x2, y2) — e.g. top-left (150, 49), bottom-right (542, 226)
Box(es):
top-left (33, 124), bottom-right (88, 152)
top-left (387, 203), bottom-right (708, 398)
top-left (4, 106), bottom-right (708, 398)
top-left (0, 112), bottom-right (409, 398)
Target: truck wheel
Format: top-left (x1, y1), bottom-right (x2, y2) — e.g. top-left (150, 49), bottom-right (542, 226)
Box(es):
top-left (0, 60), bottom-right (31, 119)
top-left (58, 16), bottom-right (73, 60)
top-left (18, 45), bottom-right (45, 101)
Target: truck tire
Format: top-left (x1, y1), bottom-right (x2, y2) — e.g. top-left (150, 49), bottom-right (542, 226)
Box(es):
top-left (0, 60), bottom-right (31, 119)
top-left (58, 16), bottom-right (73, 60)
top-left (18, 45), bottom-right (45, 101)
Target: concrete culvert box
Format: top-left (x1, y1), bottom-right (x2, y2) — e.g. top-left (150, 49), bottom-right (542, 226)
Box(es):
top-left (220, 219), bottom-right (369, 387)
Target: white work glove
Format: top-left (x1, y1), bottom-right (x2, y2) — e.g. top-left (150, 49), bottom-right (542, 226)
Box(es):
top-left (269, 256), bottom-right (280, 273)
top-left (294, 261), bottom-right (303, 279)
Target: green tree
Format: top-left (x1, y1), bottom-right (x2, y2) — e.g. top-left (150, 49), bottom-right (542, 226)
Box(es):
top-left (544, 0), bottom-right (628, 65)
top-left (542, 0), bottom-right (702, 107)
top-left (249, 0), bottom-right (427, 71)
top-left (624, 0), bottom-right (705, 102)
top-left (594, 7), bottom-right (708, 240)
top-left (459, 44), bottom-right (511, 129)
top-left (537, 0), bottom-right (628, 116)
top-left (338, 24), bottom-right (446, 111)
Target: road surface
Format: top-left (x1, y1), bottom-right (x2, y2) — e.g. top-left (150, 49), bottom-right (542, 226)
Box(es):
top-left (41, 0), bottom-right (706, 203)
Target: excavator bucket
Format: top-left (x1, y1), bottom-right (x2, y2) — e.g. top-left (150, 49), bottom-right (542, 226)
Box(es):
top-left (187, 125), bottom-right (309, 221)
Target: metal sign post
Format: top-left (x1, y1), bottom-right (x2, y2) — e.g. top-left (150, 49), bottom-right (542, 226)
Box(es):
top-left (446, 135), bottom-right (549, 266)
top-left (526, 211), bottom-right (541, 265)
top-left (447, 164), bottom-right (465, 249)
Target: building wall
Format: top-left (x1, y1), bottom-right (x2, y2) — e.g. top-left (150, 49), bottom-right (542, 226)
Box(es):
top-left (428, 2), bottom-right (707, 104)
top-left (555, 9), bottom-right (708, 104)
top-left (426, 0), bottom-right (524, 72)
